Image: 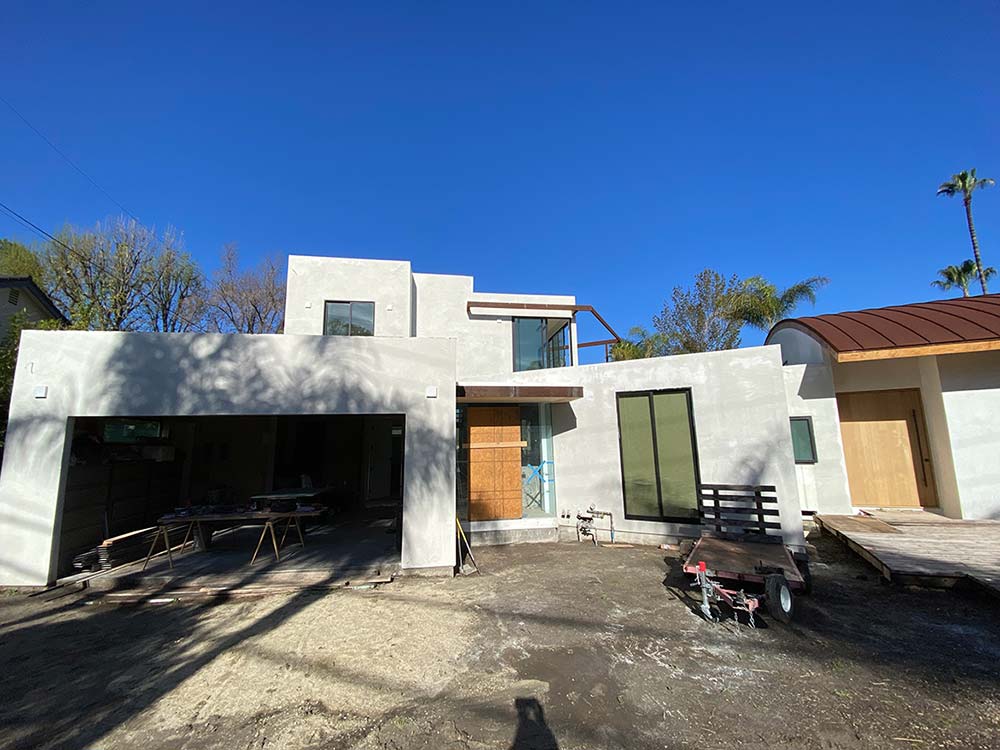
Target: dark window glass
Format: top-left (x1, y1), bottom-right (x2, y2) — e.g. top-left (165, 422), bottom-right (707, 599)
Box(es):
top-left (103, 419), bottom-right (161, 444)
top-left (324, 301), bottom-right (374, 336)
top-left (513, 317), bottom-right (569, 371)
top-left (790, 417), bottom-right (817, 463)
top-left (350, 302), bottom-right (375, 336)
top-left (617, 389), bottom-right (700, 521)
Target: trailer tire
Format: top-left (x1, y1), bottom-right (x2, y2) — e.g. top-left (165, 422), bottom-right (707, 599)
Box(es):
top-left (765, 574), bottom-right (794, 623)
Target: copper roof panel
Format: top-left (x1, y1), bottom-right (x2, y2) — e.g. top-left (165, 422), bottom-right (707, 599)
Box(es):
top-left (768, 293), bottom-right (1000, 354)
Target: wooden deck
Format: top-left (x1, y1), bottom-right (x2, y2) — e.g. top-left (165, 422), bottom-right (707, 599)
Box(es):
top-left (815, 511), bottom-right (1000, 597)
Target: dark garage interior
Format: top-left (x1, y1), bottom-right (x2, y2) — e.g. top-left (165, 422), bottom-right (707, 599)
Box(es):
top-left (58, 414), bottom-right (405, 579)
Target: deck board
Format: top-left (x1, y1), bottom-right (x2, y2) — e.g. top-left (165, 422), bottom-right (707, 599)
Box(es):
top-left (816, 512), bottom-right (1000, 598)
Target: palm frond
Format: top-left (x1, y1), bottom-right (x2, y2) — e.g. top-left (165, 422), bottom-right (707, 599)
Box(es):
top-left (777, 276), bottom-right (829, 312)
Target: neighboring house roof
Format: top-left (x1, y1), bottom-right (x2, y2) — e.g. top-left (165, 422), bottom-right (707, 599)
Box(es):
top-left (767, 294), bottom-right (1000, 362)
top-left (0, 276), bottom-right (68, 323)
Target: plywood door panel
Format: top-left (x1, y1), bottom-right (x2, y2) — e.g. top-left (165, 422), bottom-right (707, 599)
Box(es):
top-left (837, 389), bottom-right (938, 508)
top-left (468, 406), bottom-right (523, 521)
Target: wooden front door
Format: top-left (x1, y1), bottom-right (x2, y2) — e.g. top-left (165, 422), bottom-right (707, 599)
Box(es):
top-left (467, 406), bottom-right (523, 521)
top-left (837, 389), bottom-right (938, 508)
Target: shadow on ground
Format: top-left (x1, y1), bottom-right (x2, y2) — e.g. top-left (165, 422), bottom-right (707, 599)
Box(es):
top-left (1, 533), bottom-right (999, 750)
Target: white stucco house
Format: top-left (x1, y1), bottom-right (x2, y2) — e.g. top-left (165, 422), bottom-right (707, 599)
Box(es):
top-left (0, 255), bottom-right (824, 587)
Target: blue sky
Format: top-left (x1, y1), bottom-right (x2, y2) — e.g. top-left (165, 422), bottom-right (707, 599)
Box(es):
top-left (3, 2), bottom-right (998, 350)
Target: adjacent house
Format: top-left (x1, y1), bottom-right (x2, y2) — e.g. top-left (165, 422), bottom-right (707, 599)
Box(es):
top-left (0, 276), bottom-right (67, 337)
top-left (0, 255), bottom-right (810, 586)
top-left (768, 294), bottom-right (1000, 520)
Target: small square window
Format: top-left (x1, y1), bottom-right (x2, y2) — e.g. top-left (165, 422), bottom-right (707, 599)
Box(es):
top-left (324, 301), bottom-right (375, 336)
top-left (790, 417), bottom-right (817, 464)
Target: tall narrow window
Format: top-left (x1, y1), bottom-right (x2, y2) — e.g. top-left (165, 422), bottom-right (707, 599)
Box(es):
top-left (616, 389), bottom-right (700, 521)
top-left (324, 301), bottom-right (375, 336)
top-left (789, 417), bottom-right (817, 464)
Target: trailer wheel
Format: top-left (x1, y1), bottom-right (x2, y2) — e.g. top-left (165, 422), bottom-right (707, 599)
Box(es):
top-left (765, 574), bottom-right (794, 623)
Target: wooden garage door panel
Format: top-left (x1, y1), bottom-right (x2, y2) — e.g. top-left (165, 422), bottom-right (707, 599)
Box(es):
top-left (837, 389), bottom-right (937, 508)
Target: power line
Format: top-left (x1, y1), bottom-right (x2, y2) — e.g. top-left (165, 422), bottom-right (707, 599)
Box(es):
top-left (0, 94), bottom-right (139, 222)
top-left (0, 200), bottom-right (77, 255)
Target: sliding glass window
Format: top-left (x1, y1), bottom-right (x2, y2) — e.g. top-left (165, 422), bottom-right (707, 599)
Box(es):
top-left (513, 318), bottom-right (570, 372)
top-left (616, 389), bottom-right (700, 521)
top-left (324, 301), bottom-right (375, 336)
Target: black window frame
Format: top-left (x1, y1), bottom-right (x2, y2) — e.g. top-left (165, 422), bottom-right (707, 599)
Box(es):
top-left (789, 416), bottom-right (818, 464)
top-left (323, 300), bottom-right (375, 337)
top-left (615, 387), bottom-right (703, 524)
top-left (511, 316), bottom-right (571, 372)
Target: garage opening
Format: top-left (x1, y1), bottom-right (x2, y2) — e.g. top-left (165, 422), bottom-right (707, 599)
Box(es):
top-left (59, 414), bottom-right (405, 583)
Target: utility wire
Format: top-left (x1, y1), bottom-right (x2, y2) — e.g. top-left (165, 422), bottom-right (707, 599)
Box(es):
top-left (0, 94), bottom-right (139, 222)
top-left (0, 199), bottom-right (79, 255)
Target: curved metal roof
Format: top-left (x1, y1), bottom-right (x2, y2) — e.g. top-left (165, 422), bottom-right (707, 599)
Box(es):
top-left (767, 294), bottom-right (1000, 358)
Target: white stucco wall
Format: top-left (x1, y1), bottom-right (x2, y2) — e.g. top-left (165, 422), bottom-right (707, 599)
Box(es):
top-left (412, 272), bottom-right (577, 380)
top-left (768, 326), bottom-right (827, 365)
top-left (494, 345), bottom-right (807, 550)
top-left (937, 351), bottom-right (1000, 520)
top-left (781, 364), bottom-right (853, 514)
top-left (0, 330), bottom-right (457, 585)
top-left (284, 255), bottom-right (414, 337)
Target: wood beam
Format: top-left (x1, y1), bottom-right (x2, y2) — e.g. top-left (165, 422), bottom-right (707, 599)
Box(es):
top-left (836, 339), bottom-right (1000, 363)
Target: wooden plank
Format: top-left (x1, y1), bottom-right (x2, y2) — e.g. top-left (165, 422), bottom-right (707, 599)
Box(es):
top-left (700, 483), bottom-right (777, 493)
top-left (696, 516), bottom-right (781, 530)
top-left (686, 537), bottom-right (804, 584)
top-left (697, 504), bottom-right (780, 516)
top-left (697, 493), bottom-right (779, 506)
top-left (836, 338), bottom-right (1000, 363)
top-left (464, 441), bottom-right (528, 449)
top-left (814, 514), bottom-right (901, 534)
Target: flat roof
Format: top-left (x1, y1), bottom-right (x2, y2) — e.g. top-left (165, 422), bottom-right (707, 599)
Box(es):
top-left (768, 294), bottom-right (1000, 362)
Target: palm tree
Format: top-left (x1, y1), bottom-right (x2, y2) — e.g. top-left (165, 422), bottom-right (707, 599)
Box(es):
top-left (937, 169), bottom-right (995, 294)
top-left (931, 259), bottom-right (997, 297)
top-left (727, 275), bottom-right (829, 332)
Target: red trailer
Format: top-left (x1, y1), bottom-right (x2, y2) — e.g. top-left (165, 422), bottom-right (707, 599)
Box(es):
top-left (684, 484), bottom-right (811, 626)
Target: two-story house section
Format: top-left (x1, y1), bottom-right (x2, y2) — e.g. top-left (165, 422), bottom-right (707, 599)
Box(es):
top-left (0, 255), bottom-right (808, 587)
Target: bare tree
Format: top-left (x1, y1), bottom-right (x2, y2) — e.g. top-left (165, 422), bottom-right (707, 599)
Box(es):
top-left (140, 229), bottom-right (207, 332)
top-left (207, 244), bottom-right (285, 333)
top-left (45, 217), bottom-right (156, 331)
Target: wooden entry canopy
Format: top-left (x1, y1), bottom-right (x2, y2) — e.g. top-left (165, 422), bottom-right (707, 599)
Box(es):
top-left (465, 301), bottom-right (623, 351)
top-left (767, 294), bottom-right (1000, 363)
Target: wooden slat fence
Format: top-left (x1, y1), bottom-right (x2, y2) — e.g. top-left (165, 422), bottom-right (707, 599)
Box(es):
top-left (698, 483), bottom-right (782, 543)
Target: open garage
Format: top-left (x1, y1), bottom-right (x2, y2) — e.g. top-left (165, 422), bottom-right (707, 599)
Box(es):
top-left (57, 414), bottom-right (406, 582)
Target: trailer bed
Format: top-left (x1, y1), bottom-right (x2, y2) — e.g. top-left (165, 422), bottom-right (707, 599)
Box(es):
top-left (683, 536), bottom-right (805, 588)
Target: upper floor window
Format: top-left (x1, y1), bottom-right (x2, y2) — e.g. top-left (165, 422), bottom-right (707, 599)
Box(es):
top-left (324, 301), bottom-right (375, 336)
top-left (513, 318), bottom-right (570, 371)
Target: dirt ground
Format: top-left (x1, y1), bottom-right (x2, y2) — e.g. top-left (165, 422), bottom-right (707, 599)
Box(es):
top-left (1, 531), bottom-right (999, 750)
